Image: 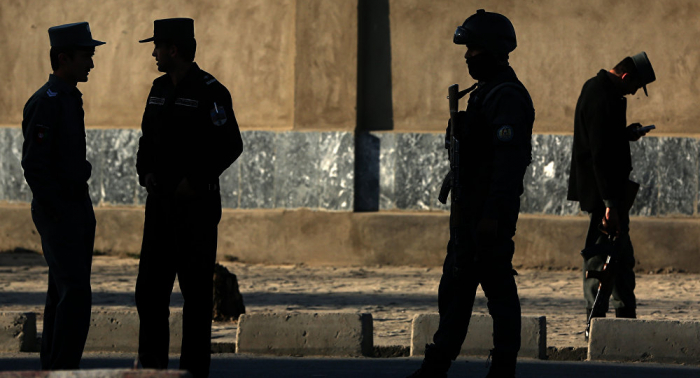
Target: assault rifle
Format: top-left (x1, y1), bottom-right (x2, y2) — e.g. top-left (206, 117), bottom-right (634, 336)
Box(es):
top-left (584, 232), bottom-right (619, 340)
top-left (438, 83), bottom-right (477, 205)
top-left (584, 180), bottom-right (640, 340)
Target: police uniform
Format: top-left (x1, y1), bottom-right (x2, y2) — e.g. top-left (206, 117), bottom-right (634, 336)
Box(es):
top-left (21, 22), bottom-right (104, 370)
top-left (568, 53), bottom-right (656, 320)
top-left (409, 10), bottom-right (534, 378)
top-left (134, 19), bottom-right (243, 378)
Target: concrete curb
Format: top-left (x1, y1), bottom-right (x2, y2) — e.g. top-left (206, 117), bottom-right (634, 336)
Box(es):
top-left (236, 313), bottom-right (373, 357)
top-left (0, 312), bottom-right (37, 352)
top-left (410, 314), bottom-right (547, 359)
top-left (0, 370), bottom-right (191, 377)
top-left (84, 311), bottom-right (183, 353)
top-left (588, 318), bottom-right (700, 364)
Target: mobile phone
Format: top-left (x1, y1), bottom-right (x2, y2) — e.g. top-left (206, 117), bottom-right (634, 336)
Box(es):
top-left (639, 125), bottom-right (656, 132)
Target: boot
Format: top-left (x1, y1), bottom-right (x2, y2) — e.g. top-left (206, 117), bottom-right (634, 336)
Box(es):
top-left (615, 307), bottom-right (636, 319)
top-left (405, 344), bottom-right (451, 378)
top-left (485, 349), bottom-right (516, 378)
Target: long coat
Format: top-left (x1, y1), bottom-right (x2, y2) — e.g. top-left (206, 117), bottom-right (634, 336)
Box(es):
top-left (567, 70), bottom-right (632, 212)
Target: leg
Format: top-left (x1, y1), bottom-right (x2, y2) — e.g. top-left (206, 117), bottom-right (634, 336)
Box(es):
top-left (408, 206), bottom-right (479, 378)
top-left (33, 202), bottom-right (57, 369)
top-left (433, 206), bottom-right (481, 359)
top-left (40, 270), bottom-right (58, 370)
top-left (582, 207), bottom-right (610, 317)
top-left (583, 254), bottom-right (609, 317)
top-left (32, 199), bottom-right (94, 370)
top-left (432, 242), bottom-right (480, 361)
top-left (479, 224), bottom-right (520, 378)
top-left (480, 240), bottom-right (521, 357)
top-left (611, 212), bottom-right (636, 318)
top-left (177, 194), bottom-right (221, 378)
top-left (136, 196), bottom-right (177, 369)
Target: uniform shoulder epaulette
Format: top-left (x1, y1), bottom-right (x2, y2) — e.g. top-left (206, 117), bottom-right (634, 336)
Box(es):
top-left (32, 86), bottom-right (61, 113)
top-left (35, 82), bottom-right (59, 100)
top-left (202, 72), bottom-right (218, 86)
top-left (482, 81), bottom-right (529, 107)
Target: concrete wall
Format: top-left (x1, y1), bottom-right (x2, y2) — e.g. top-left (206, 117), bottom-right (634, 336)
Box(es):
top-left (4, 127), bottom-right (698, 217)
top-left (294, 0), bottom-right (357, 130)
top-left (3, 205), bottom-right (700, 272)
top-left (0, 0), bottom-right (356, 131)
top-left (389, 0), bottom-right (700, 134)
top-left (5, 1), bottom-right (699, 133)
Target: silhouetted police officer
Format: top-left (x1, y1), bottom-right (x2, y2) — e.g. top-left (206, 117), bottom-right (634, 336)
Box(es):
top-left (21, 22), bottom-right (105, 370)
top-left (135, 18), bottom-right (243, 378)
top-left (568, 52), bottom-right (656, 323)
top-left (407, 10), bottom-right (534, 378)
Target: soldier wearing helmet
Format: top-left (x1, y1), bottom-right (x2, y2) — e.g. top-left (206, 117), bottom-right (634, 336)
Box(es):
top-left (407, 10), bottom-right (534, 378)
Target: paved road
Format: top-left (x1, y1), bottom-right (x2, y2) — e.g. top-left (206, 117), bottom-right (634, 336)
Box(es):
top-left (2, 354), bottom-right (700, 378)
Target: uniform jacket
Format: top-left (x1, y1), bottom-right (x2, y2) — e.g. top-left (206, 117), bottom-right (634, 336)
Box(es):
top-left (567, 70), bottom-right (632, 212)
top-left (136, 63), bottom-right (243, 195)
top-left (454, 67), bottom-right (535, 222)
top-left (21, 74), bottom-right (92, 204)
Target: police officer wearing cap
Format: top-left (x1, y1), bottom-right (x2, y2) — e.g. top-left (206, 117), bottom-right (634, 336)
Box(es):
top-left (21, 22), bottom-right (104, 370)
top-left (134, 18), bottom-right (243, 378)
top-left (568, 53), bottom-right (656, 323)
top-left (407, 10), bottom-right (534, 378)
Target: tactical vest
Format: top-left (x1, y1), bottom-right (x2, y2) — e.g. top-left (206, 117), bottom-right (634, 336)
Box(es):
top-left (455, 72), bottom-right (534, 212)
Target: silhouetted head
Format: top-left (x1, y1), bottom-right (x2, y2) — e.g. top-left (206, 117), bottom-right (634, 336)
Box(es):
top-left (611, 52), bottom-right (656, 96)
top-left (48, 22), bottom-right (105, 83)
top-left (140, 18), bottom-right (197, 73)
top-left (454, 9), bottom-right (516, 81)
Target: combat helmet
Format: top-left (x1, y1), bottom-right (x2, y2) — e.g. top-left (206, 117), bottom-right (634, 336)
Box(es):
top-left (454, 9), bottom-right (516, 55)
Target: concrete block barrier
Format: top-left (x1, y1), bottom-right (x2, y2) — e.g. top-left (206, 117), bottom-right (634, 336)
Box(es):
top-left (85, 311), bottom-right (183, 353)
top-left (236, 313), bottom-right (373, 357)
top-left (410, 314), bottom-right (547, 359)
top-left (0, 312), bottom-right (37, 352)
top-left (0, 370), bottom-right (191, 378)
top-left (588, 318), bottom-right (700, 364)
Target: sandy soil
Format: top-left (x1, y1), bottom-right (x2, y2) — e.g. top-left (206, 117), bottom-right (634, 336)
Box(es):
top-left (1, 251), bottom-right (698, 348)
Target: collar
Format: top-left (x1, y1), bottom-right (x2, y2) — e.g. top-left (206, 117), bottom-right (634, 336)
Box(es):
top-left (169, 62), bottom-right (201, 88)
top-left (48, 74), bottom-right (82, 98)
top-left (478, 66), bottom-right (517, 87)
top-left (596, 69), bottom-right (625, 98)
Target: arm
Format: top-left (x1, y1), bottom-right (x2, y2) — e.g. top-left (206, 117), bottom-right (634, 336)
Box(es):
top-left (481, 88), bottom-right (533, 222)
top-left (21, 97), bottom-right (62, 205)
top-left (184, 87), bottom-right (243, 188)
top-left (136, 89), bottom-right (157, 189)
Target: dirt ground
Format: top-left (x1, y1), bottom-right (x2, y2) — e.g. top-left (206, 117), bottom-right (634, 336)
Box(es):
top-left (1, 251), bottom-right (698, 349)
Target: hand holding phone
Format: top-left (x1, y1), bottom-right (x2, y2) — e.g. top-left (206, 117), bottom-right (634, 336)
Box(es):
top-left (628, 124), bottom-right (655, 141)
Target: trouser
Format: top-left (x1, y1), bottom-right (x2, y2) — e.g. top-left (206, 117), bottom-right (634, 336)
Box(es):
top-left (431, 202), bottom-right (521, 362)
top-left (31, 196), bottom-right (96, 370)
top-left (135, 191), bottom-right (221, 378)
top-left (582, 206), bottom-right (636, 317)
